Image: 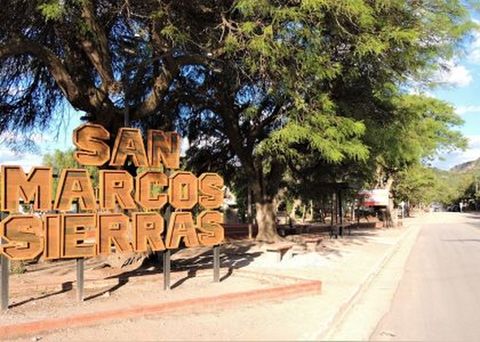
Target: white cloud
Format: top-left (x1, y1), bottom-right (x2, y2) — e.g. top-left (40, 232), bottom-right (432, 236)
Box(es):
top-left (180, 136), bottom-right (189, 157)
top-left (432, 135), bottom-right (480, 170)
top-left (456, 105), bottom-right (480, 116)
top-left (0, 145), bottom-right (43, 172)
top-left (468, 29), bottom-right (480, 64)
top-left (434, 62), bottom-right (473, 87)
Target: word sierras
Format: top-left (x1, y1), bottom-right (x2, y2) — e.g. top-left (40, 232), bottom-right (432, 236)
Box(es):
top-left (2, 211), bottom-right (223, 260)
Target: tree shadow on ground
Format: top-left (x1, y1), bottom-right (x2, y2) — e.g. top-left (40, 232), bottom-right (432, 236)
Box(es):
top-left (9, 281), bottom-right (73, 308)
top-left (10, 228), bottom-right (386, 306)
top-left (441, 239), bottom-right (480, 243)
top-left (80, 243), bottom-right (263, 300)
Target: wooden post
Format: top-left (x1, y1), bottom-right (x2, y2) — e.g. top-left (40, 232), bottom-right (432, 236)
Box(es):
top-left (213, 245), bottom-right (220, 282)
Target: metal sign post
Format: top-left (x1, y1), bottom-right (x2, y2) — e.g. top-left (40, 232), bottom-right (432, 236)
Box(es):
top-left (0, 253), bottom-right (9, 311)
top-left (163, 250), bottom-right (171, 290)
top-left (213, 245), bottom-right (220, 283)
top-left (74, 201), bottom-right (84, 302)
top-left (76, 258), bottom-right (84, 302)
top-left (162, 169), bottom-right (172, 291)
top-left (0, 210), bottom-right (9, 311)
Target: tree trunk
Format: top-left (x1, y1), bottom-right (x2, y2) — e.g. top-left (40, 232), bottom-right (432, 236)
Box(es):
top-left (384, 178), bottom-right (395, 227)
top-left (255, 201), bottom-right (281, 242)
top-left (289, 199), bottom-right (301, 223)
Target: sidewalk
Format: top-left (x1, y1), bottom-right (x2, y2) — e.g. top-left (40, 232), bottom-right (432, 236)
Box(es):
top-left (1, 216), bottom-right (424, 341)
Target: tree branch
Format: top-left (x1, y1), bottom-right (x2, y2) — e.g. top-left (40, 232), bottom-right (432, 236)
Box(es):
top-left (80, 0), bottom-right (116, 91)
top-left (132, 54), bottom-right (209, 119)
top-left (0, 36), bottom-right (81, 102)
top-left (250, 103), bottom-right (282, 139)
top-left (1, 35), bottom-right (118, 124)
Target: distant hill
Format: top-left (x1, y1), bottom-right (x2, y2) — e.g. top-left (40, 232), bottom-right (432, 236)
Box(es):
top-left (450, 158), bottom-right (480, 173)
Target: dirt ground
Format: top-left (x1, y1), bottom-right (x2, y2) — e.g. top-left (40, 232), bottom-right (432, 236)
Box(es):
top-left (0, 217), bottom-right (422, 341)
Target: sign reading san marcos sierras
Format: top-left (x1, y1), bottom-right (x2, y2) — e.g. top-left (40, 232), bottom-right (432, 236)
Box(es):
top-left (0, 124), bottom-right (224, 261)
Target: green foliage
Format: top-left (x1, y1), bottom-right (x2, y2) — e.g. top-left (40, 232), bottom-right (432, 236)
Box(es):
top-left (38, 0), bottom-right (65, 21)
top-left (259, 114), bottom-right (368, 164)
top-left (439, 159), bottom-right (480, 205)
top-left (372, 94), bottom-right (466, 171)
top-left (394, 158), bottom-right (480, 207)
top-left (1, 0), bottom-right (478, 237)
top-left (395, 165), bottom-right (440, 206)
top-left (42, 149), bottom-right (98, 195)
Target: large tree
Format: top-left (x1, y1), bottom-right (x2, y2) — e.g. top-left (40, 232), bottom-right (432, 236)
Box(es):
top-left (0, 0), bottom-right (477, 241)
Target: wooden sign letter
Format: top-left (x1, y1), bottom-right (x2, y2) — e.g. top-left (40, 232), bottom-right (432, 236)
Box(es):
top-left (198, 173), bottom-right (224, 209)
top-left (99, 170), bottom-right (136, 210)
top-left (110, 128), bottom-right (148, 167)
top-left (44, 215), bottom-right (61, 259)
top-left (165, 212), bottom-right (199, 249)
top-left (54, 169), bottom-right (96, 211)
top-left (132, 212), bottom-right (165, 252)
top-left (0, 215), bottom-right (43, 260)
top-left (1, 166), bottom-right (52, 212)
top-left (197, 211), bottom-right (224, 246)
top-left (135, 171), bottom-right (168, 210)
top-left (62, 214), bottom-right (96, 258)
top-left (147, 130), bottom-right (181, 169)
top-left (73, 123), bottom-right (111, 166)
top-left (98, 213), bottom-right (132, 255)
top-left (169, 171), bottom-right (198, 210)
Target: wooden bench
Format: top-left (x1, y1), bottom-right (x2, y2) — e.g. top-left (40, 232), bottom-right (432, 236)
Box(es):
top-left (264, 243), bottom-right (294, 262)
top-left (303, 237), bottom-right (323, 252)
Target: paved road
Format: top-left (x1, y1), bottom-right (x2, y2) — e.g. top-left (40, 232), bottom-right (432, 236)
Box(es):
top-left (372, 213), bottom-right (480, 341)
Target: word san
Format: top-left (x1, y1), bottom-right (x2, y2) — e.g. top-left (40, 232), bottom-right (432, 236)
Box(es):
top-left (0, 124), bottom-right (225, 261)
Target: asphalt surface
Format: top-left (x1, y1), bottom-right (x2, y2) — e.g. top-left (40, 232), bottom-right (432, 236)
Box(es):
top-left (372, 213), bottom-right (480, 341)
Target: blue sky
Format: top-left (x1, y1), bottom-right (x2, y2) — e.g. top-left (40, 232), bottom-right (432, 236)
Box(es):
top-left (1, 25), bottom-right (480, 171)
top-left (429, 27), bottom-right (480, 170)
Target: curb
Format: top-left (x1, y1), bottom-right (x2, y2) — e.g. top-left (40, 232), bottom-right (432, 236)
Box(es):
top-left (0, 279), bottom-right (321, 340)
top-left (317, 221), bottom-right (420, 339)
